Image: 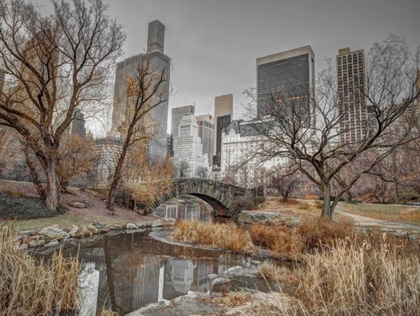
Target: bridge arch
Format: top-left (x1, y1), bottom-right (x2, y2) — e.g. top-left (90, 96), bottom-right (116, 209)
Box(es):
top-left (147, 178), bottom-right (263, 217)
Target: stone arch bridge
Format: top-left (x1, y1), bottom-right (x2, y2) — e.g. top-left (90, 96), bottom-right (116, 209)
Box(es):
top-left (143, 178), bottom-right (263, 217)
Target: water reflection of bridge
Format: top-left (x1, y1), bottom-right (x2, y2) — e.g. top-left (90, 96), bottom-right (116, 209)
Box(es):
top-left (154, 203), bottom-right (213, 222)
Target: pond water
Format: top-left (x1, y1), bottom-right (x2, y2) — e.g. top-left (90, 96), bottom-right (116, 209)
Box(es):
top-left (56, 230), bottom-right (263, 316)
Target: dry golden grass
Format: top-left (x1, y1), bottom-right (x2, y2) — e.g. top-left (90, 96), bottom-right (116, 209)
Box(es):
top-left (296, 238), bottom-right (420, 315)
top-left (172, 221), bottom-right (255, 253)
top-left (211, 291), bottom-right (252, 307)
top-left (245, 238), bottom-right (420, 316)
top-left (100, 309), bottom-right (119, 316)
top-left (0, 222), bottom-right (79, 316)
top-left (250, 218), bottom-right (353, 258)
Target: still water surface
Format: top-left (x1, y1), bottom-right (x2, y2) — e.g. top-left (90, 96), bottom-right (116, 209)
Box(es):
top-left (50, 203), bottom-right (250, 315)
top-left (63, 230), bottom-right (258, 316)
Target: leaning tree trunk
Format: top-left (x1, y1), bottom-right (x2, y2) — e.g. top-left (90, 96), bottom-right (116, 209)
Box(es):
top-left (321, 182), bottom-right (333, 218)
top-left (23, 146), bottom-right (46, 199)
top-left (45, 154), bottom-right (60, 211)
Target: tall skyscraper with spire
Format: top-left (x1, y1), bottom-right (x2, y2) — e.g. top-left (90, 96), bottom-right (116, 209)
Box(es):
top-left (112, 20), bottom-right (171, 159)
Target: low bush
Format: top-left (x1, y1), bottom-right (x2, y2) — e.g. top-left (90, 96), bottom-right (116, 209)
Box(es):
top-left (0, 223), bottom-right (79, 316)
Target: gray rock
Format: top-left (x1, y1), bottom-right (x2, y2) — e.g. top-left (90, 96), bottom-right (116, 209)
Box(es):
top-left (126, 223), bottom-right (138, 230)
top-left (39, 226), bottom-right (68, 239)
top-left (19, 244), bottom-right (28, 251)
top-left (152, 220), bottom-right (163, 227)
top-left (211, 277), bottom-right (232, 292)
top-left (69, 225), bottom-right (79, 238)
top-left (19, 230), bottom-right (37, 236)
top-left (92, 221), bottom-right (105, 229)
top-left (287, 217), bottom-right (303, 228)
top-left (106, 224), bottom-right (123, 230)
top-left (70, 202), bottom-right (87, 208)
top-left (87, 224), bottom-right (99, 234)
top-left (137, 222), bottom-right (147, 228)
top-left (12, 235), bottom-right (23, 242)
top-left (395, 229), bottom-right (406, 236)
top-left (164, 218), bottom-right (177, 223)
top-left (44, 239), bottom-right (59, 248)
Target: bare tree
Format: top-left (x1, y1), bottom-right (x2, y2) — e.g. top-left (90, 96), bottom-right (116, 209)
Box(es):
top-left (196, 166), bottom-right (209, 179)
top-left (268, 164), bottom-right (301, 201)
top-left (107, 58), bottom-right (169, 210)
top-left (245, 36), bottom-right (420, 218)
top-left (178, 161), bottom-right (190, 178)
top-left (0, 0), bottom-right (125, 210)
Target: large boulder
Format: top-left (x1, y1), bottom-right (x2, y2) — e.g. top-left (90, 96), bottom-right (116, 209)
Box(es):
top-left (39, 226), bottom-right (68, 239)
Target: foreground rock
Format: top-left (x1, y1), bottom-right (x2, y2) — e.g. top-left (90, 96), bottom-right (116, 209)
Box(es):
top-left (39, 225), bottom-right (68, 239)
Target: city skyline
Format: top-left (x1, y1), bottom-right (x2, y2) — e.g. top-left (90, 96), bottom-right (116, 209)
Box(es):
top-left (34, 0), bottom-right (420, 136)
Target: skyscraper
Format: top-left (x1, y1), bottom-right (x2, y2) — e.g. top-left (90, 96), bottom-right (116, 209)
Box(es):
top-left (172, 114), bottom-right (210, 178)
top-left (111, 20), bottom-right (171, 160)
top-left (171, 105), bottom-right (195, 138)
top-left (213, 94), bottom-right (233, 166)
top-left (196, 114), bottom-right (214, 165)
top-left (71, 110), bottom-right (86, 138)
top-left (256, 46), bottom-right (315, 125)
top-left (336, 47), bottom-right (367, 144)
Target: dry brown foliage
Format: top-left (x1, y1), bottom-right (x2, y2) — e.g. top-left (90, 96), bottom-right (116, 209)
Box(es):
top-left (249, 218), bottom-right (353, 258)
top-left (172, 221), bottom-right (255, 253)
top-left (125, 154), bottom-right (174, 206)
top-left (57, 134), bottom-right (97, 191)
top-left (0, 223), bottom-right (80, 315)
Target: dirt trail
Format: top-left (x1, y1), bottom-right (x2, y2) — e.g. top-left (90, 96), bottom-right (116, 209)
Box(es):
top-left (334, 204), bottom-right (420, 232)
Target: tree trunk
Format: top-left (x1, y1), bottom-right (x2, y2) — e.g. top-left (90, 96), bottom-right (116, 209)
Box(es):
top-left (321, 182), bottom-right (332, 218)
top-left (45, 155), bottom-right (60, 211)
top-left (23, 147), bottom-right (46, 199)
top-left (395, 183), bottom-right (399, 204)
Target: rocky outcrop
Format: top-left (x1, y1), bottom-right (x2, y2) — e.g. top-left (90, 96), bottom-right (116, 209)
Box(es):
top-left (237, 210), bottom-right (302, 227)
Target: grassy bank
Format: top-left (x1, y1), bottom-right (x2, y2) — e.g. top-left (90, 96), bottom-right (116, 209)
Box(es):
top-left (340, 202), bottom-right (420, 224)
top-left (0, 223), bottom-right (80, 316)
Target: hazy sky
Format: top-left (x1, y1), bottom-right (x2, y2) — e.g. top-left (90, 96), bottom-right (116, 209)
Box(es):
top-left (38, 0), bottom-right (420, 131)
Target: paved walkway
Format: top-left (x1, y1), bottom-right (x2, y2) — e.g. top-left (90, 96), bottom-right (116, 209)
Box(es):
top-left (334, 204), bottom-right (420, 232)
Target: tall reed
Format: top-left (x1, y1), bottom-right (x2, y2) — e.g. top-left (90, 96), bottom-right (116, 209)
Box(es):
top-left (0, 223), bottom-right (80, 316)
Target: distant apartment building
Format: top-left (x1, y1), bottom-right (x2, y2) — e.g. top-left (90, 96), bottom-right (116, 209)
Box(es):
top-left (71, 110), bottom-right (86, 138)
top-left (213, 94), bottom-right (233, 166)
top-left (111, 20), bottom-right (171, 160)
top-left (195, 114), bottom-right (214, 165)
top-left (173, 114), bottom-right (210, 178)
top-left (221, 119), bottom-right (288, 188)
top-left (170, 105), bottom-right (195, 157)
top-left (336, 47), bottom-right (367, 144)
top-left (256, 46), bottom-right (315, 126)
top-left (93, 136), bottom-right (124, 188)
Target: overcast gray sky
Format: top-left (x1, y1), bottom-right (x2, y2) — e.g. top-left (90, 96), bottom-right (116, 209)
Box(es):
top-left (38, 0), bottom-right (420, 132)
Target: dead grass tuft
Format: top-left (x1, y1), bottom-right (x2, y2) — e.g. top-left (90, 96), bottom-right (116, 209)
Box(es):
top-left (2, 188), bottom-right (27, 197)
top-left (100, 309), bottom-right (119, 316)
top-left (0, 222), bottom-right (79, 316)
top-left (172, 221), bottom-right (255, 253)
